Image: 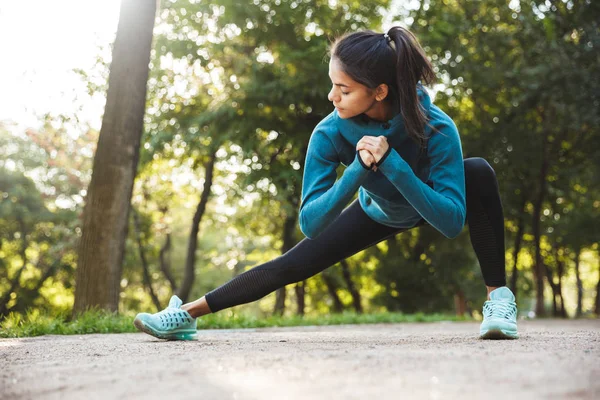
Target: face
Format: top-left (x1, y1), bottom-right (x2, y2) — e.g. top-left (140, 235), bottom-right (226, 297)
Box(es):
top-left (327, 57), bottom-right (382, 119)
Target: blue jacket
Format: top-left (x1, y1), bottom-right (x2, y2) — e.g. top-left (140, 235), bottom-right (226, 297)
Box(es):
top-left (299, 85), bottom-right (466, 239)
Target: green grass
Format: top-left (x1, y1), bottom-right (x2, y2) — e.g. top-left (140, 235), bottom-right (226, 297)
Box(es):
top-left (0, 309), bottom-right (473, 338)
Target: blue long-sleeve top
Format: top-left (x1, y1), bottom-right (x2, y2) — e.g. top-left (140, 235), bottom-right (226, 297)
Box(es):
top-left (299, 85), bottom-right (466, 240)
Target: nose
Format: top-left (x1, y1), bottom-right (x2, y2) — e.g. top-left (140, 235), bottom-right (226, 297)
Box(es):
top-left (328, 86), bottom-right (338, 103)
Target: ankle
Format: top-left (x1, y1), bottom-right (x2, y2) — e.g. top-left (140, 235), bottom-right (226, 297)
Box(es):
top-left (181, 296), bottom-right (212, 318)
top-left (486, 286), bottom-right (502, 300)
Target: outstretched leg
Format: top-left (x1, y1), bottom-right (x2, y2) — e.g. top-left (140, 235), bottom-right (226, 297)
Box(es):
top-left (184, 199), bottom-right (413, 317)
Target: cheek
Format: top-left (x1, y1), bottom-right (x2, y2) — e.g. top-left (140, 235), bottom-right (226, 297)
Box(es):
top-left (349, 93), bottom-right (371, 109)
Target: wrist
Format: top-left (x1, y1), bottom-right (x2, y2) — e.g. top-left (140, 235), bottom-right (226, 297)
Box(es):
top-left (375, 146), bottom-right (392, 167)
top-left (356, 150), bottom-right (373, 170)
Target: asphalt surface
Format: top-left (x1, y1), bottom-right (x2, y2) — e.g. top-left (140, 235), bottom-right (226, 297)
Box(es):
top-left (1, 319), bottom-right (599, 399)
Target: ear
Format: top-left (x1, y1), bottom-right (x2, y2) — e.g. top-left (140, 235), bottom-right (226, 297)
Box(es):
top-left (375, 84), bottom-right (389, 102)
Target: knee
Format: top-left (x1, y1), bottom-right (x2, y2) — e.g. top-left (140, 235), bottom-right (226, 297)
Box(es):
top-left (464, 157), bottom-right (496, 185)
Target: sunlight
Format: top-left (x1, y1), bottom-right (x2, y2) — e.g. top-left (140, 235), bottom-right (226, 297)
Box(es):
top-left (0, 0), bottom-right (121, 130)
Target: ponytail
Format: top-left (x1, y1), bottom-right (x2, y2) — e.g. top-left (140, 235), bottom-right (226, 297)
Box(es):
top-left (386, 26), bottom-right (436, 150)
top-left (330, 26), bottom-right (436, 150)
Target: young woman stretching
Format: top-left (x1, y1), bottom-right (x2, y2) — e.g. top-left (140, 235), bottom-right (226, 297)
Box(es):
top-left (134, 26), bottom-right (518, 341)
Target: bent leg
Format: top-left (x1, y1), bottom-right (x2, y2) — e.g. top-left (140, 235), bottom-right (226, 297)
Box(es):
top-left (204, 199), bottom-right (409, 313)
top-left (464, 157), bottom-right (507, 288)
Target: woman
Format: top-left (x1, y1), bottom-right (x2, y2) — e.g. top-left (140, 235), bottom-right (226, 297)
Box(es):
top-left (134, 26), bottom-right (518, 341)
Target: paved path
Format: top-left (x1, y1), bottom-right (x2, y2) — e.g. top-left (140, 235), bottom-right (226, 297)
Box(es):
top-left (1, 319), bottom-right (599, 399)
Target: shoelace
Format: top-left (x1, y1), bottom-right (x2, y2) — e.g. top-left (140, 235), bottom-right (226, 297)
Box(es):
top-left (483, 301), bottom-right (516, 320)
top-left (157, 308), bottom-right (192, 329)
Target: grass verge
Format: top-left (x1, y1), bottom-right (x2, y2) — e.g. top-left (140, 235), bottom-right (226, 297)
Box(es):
top-left (0, 309), bottom-right (473, 338)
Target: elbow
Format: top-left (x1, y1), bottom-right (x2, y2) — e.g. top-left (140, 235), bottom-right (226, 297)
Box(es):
top-left (445, 209), bottom-right (466, 239)
top-left (300, 225), bottom-right (321, 240)
top-left (444, 226), bottom-right (463, 239)
top-left (300, 224), bottom-right (316, 240)
top-left (299, 210), bottom-right (320, 239)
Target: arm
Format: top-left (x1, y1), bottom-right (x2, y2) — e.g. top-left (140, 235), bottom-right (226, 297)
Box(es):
top-left (375, 126), bottom-right (466, 239)
top-left (299, 130), bottom-right (371, 239)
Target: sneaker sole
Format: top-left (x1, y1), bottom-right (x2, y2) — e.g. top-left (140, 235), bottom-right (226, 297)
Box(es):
top-left (480, 328), bottom-right (518, 340)
top-left (133, 318), bottom-right (197, 341)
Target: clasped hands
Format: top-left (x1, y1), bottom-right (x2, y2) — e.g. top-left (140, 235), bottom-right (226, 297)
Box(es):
top-left (357, 135), bottom-right (389, 172)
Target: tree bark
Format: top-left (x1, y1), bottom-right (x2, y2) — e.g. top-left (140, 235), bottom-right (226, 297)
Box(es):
top-left (555, 249), bottom-right (567, 318)
top-left (574, 248), bottom-right (583, 318)
top-left (509, 198), bottom-right (527, 298)
top-left (132, 208), bottom-right (162, 311)
top-left (595, 250), bottom-right (600, 317)
top-left (273, 211), bottom-right (298, 315)
top-left (295, 281), bottom-right (305, 316)
top-left (321, 271), bottom-right (344, 313)
top-left (454, 288), bottom-right (467, 316)
top-left (159, 233), bottom-right (177, 292)
top-left (340, 260), bottom-right (363, 313)
top-left (532, 128), bottom-right (550, 317)
top-left (73, 0), bottom-right (157, 314)
top-left (545, 246), bottom-right (567, 318)
top-left (544, 262), bottom-right (560, 317)
top-left (176, 148), bottom-right (217, 303)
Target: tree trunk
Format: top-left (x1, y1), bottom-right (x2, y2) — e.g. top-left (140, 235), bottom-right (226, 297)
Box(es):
top-left (73, 0), bottom-right (157, 314)
top-left (340, 260), bottom-right (363, 313)
top-left (532, 129), bottom-right (550, 317)
top-left (159, 233), bottom-right (177, 292)
top-left (595, 250), bottom-right (600, 317)
top-left (556, 249), bottom-right (567, 318)
top-left (454, 288), bottom-right (467, 316)
top-left (132, 208), bottom-right (162, 311)
top-left (176, 148), bottom-right (217, 303)
top-left (509, 198), bottom-right (527, 298)
top-left (321, 271), bottom-right (344, 313)
top-left (574, 248), bottom-right (583, 318)
top-left (273, 212), bottom-right (298, 316)
top-left (295, 281), bottom-right (305, 316)
top-left (544, 262), bottom-right (560, 317)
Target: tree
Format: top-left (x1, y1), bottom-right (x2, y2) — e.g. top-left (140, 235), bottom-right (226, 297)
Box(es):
top-left (73, 0), bottom-right (158, 314)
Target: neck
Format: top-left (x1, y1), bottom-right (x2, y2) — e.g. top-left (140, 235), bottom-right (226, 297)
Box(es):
top-left (364, 100), bottom-right (394, 122)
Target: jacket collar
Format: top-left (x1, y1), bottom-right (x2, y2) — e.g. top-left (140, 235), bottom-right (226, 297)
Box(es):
top-left (334, 83), bottom-right (432, 135)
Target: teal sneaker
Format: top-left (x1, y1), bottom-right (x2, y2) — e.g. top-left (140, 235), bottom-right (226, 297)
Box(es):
top-left (480, 286), bottom-right (518, 339)
top-left (133, 295), bottom-right (197, 340)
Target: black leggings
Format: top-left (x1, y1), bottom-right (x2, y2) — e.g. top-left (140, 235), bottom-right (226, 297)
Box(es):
top-left (205, 157), bottom-right (506, 313)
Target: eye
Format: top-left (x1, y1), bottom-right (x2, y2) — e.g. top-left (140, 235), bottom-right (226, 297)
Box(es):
top-left (341, 91), bottom-right (349, 95)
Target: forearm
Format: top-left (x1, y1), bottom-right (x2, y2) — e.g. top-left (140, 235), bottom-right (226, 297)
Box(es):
top-left (378, 149), bottom-right (465, 238)
top-left (299, 155), bottom-right (370, 239)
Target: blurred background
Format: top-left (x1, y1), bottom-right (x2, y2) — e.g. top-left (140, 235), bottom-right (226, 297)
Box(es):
top-left (0, 0), bottom-right (598, 323)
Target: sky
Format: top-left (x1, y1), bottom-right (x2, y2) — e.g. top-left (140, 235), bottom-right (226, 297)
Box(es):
top-left (0, 0), bottom-right (121, 131)
top-left (0, 0), bottom-right (422, 132)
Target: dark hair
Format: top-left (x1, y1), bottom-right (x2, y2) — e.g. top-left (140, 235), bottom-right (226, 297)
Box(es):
top-left (330, 26), bottom-right (436, 150)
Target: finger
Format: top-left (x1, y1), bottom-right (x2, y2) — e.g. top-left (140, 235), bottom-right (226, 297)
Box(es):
top-left (357, 143), bottom-right (377, 151)
top-left (359, 148), bottom-right (375, 156)
top-left (360, 136), bottom-right (379, 146)
top-left (366, 135), bottom-right (387, 144)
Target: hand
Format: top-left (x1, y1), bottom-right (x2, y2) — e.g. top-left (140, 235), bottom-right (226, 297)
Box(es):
top-left (358, 149), bottom-right (378, 172)
top-left (356, 136), bottom-right (389, 164)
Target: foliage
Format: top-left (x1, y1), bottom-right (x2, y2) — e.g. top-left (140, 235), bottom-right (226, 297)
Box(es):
top-left (1, 0), bottom-right (599, 321)
top-left (0, 307), bottom-right (471, 338)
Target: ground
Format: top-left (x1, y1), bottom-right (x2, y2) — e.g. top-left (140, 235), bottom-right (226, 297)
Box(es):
top-left (1, 319), bottom-right (599, 399)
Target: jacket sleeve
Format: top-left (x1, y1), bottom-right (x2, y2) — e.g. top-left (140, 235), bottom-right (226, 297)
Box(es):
top-left (299, 130), bottom-right (371, 239)
top-left (376, 123), bottom-right (467, 239)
